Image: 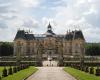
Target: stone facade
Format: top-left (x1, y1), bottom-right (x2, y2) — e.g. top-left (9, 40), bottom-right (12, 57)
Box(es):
top-left (14, 23), bottom-right (85, 61)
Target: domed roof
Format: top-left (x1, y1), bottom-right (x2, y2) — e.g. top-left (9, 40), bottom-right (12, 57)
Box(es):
top-left (44, 23), bottom-right (56, 37)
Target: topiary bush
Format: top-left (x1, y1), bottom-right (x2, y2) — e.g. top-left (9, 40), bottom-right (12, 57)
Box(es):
top-left (0, 76), bottom-right (2, 80)
top-left (17, 66), bottom-right (20, 71)
top-left (2, 67), bottom-right (8, 77)
top-left (84, 66), bottom-right (89, 72)
top-left (95, 67), bottom-right (100, 76)
top-left (89, 67), bottom-right (94, 74)
top-left (8, 66), bottom-right (13, 75)
top-left (81, 66), bottom-right (84, 71)
top-left (13, 66), bottom-right (17, 73)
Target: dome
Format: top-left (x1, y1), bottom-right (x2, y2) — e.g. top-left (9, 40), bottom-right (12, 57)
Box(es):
top-left (44, 23), bottom-right (56, 37)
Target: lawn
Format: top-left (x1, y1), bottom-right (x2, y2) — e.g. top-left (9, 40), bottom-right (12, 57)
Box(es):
top-left (64, 67), bottom-right (100, 80)
top-left (0, 67), bottom-right (5, 77)
top-left (0, 66), bottom-right (38, 80)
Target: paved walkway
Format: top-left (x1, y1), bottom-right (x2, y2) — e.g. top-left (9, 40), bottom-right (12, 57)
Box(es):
top-left (27, 67), bottom-right (77, 80)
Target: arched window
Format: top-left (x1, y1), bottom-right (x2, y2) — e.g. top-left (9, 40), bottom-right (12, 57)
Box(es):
top-left (26, 47), bottom-right (30, 53)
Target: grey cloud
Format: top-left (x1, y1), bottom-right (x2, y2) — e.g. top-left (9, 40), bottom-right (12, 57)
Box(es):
top-left (0, 6), bottom-right (10, 13)
top-left (22, 19), bottom-right (40, 29)
top-left (84, 12), bottom-right (100, 28)
top-left (0, 20), bottom-right (7, 29)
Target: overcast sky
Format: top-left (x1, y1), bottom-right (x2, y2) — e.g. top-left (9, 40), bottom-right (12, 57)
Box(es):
top-left (0, 0), bottom-right (100, 42)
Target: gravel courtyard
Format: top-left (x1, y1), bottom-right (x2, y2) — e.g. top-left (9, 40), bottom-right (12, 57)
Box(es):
top-left (27, 67), bottom-right (77, 80)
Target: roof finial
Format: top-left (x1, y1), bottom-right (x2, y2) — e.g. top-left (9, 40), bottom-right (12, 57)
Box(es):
top-left (49, 21), bottom-right (50, 25)
top-left (47, 21), bottom-right (52, 30)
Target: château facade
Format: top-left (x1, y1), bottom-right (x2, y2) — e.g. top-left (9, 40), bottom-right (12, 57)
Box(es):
top-left (14, 23), bottom-right (85, 62)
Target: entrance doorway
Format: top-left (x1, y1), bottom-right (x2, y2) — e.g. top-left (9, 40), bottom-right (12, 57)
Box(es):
top-left (43, 60), bottom-right (58, 67)
top-left (42, 49), bottom-right (58, 67)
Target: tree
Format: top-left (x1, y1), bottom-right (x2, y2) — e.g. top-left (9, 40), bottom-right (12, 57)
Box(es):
top-left (85, 43), bottom-right (100, 56)
top-left (0, 42), bottom-right (13, 56)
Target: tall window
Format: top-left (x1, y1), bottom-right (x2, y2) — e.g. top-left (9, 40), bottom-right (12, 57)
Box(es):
top-left (27, 42), bottom-right (30, 46)
top-left (69, 48), bottom-right (71, 53)
top-left (26, 47), bottom-right (30, 53)
top-left (17, 41), bottom-right (21, 46)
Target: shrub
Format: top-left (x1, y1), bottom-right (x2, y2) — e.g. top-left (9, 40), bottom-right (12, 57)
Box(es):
top-left (0, 76), bottom-right (1, 80)
top-left (17, 66), bottom-right (20, 71)
top-left (89, 67), bottom-right (94, 74)
top-left (13, 66), bottom-right (17, 73)
top-left (84, 66), bottom-right (89, 72)
top-left (8, 66), bottom-right (13, 75)
top-left (2, 67), bottom-right (8, 77)
top-left (95, 67), bottom-right (100, 76)
top-left (81, 66), bottom-right (84, 71)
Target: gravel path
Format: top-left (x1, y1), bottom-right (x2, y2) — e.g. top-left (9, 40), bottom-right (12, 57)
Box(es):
top-left (26, 67), bottom-right (77, 80)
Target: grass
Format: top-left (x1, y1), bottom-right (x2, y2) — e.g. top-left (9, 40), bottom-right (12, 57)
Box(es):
top-left (0, 67), bottom-right (5, 77)
top-left (1, 66), bottom-right (38, 80)
top-left (64, 67), bottom-right (100, 80)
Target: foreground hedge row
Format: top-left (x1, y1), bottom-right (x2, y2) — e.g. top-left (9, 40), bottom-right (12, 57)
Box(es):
top-left (66, 64), bottom-right (100, 76)
top-left (64, 67), bottom-right (100, 80)
top-left (1, 64), bottom-right (29, 78)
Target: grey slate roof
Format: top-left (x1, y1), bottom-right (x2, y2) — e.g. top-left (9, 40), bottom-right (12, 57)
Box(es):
top-left (73, 30), bottom-right (84, 40)
top-left (25, 34), bottom-right (35, 40)
top-left (45, 30), bottom-right (55, 37)
top-left (14, 29), bottom-right (84, 41)
top-left (65, 32), bottom-right (73, 40)
top-left (65, 30), bottom-right (84, 40)
top-left (14, 30), bottom-right (35, 40)
top-left (45, 26), bottom-right (56, 37)
top-left (44, 23), bottom-right (56, 37)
